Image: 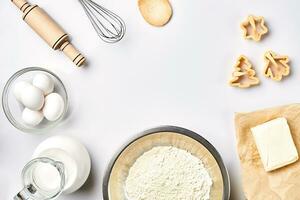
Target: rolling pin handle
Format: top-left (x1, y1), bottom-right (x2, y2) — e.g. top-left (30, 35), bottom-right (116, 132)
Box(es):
top-left (60, 41), bottom-right (86, 67)
top-left (11, 0), bottom-right (30, 12)
top-left (11, 0), bottom-right (87, 67)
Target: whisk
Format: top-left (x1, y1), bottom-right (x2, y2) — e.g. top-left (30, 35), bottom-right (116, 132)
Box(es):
top-left (78, 0), bottom-right (126, 43)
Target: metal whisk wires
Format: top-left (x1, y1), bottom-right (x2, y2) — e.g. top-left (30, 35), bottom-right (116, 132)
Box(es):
top-left (78, 0), bottom-right (126, 43)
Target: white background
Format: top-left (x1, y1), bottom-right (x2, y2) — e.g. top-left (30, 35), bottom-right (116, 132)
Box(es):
top-left (1, 0), bottom-right (300, 199)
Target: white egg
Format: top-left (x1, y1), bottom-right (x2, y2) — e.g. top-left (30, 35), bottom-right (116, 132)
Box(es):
top-left (43, 93), bottom-right (65, 121)
top-left (21, 85), bottom-right (44, 110)
top-left (13, 81), bottom-right (31, 102)
top-left (22, 108), bottom-right (44, 126)
top-left (32, 73), bottom-right (54, 95)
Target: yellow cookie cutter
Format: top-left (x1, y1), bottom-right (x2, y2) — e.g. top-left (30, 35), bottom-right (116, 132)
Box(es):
top-left (263, 51), bottom-right (290, 81)
top-left (229, 55), bottom-right (260, 88)
top-left (241, 15), bottom-right (268, 42)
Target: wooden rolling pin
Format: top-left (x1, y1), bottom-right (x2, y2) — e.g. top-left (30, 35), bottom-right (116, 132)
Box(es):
top-left (12, 0), bottom-right (86, 67)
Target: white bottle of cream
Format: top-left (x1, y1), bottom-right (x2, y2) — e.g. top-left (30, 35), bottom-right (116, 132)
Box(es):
top-left (14, 136), bottom-right (91, 200)
top-left (33, 135), bottom-right (91, 194)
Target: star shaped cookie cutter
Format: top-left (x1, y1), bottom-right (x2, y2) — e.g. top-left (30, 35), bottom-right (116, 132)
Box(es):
top-left (241, 15), bottom-right (268, 42)
top-left (229, 55), bottom-right (260, 88)
top-left (263, 51), bottom-right (290, 81)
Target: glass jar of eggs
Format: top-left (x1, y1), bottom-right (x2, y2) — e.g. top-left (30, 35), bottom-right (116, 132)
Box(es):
top-left (2, 67), bottom-right (68, 133)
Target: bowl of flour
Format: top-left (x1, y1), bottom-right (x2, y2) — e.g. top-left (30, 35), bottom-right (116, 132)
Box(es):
top-left (103, 126), bottom-right (230, 200)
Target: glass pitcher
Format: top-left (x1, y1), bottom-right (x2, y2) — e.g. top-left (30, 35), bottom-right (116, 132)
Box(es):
top-left (14, 157), bottom-right (65, 200)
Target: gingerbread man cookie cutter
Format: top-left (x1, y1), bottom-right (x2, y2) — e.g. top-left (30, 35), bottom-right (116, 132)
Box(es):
top-left (263, 51), bottom-right (290, 81)
top-left (241, 15), bottom-right (268, 42)
top-left (229, 55), bottom-right (260, 88)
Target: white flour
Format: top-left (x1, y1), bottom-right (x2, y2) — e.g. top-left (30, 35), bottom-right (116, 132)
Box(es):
top-left (125, 146), bottom-right (213, 200)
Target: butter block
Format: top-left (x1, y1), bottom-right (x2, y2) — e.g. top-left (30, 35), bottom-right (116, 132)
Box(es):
top-left (251, 117), bottom-right (298, 172)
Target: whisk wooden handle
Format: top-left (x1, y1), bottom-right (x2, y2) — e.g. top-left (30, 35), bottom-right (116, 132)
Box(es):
top-left (11, 0), bottom-right (86, 67)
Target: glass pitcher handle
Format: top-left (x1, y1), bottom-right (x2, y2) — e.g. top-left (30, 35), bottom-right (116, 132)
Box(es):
top-left (14, 184), bottom-right (37, 200)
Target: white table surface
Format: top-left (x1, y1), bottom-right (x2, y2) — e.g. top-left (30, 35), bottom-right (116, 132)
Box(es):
top-left (1, 0), bottom-right (300, 199)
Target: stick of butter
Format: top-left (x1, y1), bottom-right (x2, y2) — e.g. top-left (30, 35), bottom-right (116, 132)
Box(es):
top-left (251, 117), bottom-right (298, 172)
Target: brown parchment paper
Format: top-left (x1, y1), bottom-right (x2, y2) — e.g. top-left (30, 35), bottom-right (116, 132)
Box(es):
top-left (235, 104), bottom-right (300, 200)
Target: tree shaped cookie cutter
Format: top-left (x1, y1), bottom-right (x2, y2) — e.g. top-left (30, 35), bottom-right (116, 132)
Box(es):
top-left (241, 15), bottom-right (268, 42)
top-left (263, 51), bottom-right (290, 81)
top-left (229, 55), bottom-right (260, 88)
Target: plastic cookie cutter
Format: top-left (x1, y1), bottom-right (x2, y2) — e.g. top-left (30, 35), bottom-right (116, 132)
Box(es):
top-left (229, 55), bottom-right (260, 88)
top-left (241, 15), bottom-right (268, 42)
top-left (263, 51), bottom-right (290, 81)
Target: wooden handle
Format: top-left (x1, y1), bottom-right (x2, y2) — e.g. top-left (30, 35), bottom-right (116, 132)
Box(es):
top-left (11, 0), bottom-right (29, 10)
top-left (12, 0), bottom-right (86, 67)
top-left (60, 42), bottom-right (86, 67)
